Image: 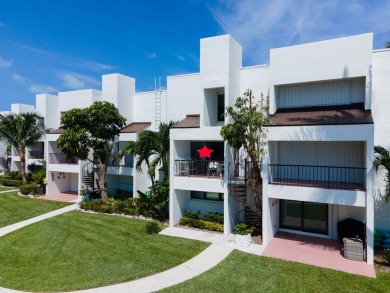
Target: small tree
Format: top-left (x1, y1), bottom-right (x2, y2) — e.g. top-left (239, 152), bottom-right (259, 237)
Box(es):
top-left (120, 121), bottom-right (174, 184)
top-left (0, 112), bottom-right (46, 183)
top-left (57, 101), bottom-right (126, 199)
top-left (220, 89), bottom-right (269, 207)
top-left (374, 145), bottom-right (390, 202)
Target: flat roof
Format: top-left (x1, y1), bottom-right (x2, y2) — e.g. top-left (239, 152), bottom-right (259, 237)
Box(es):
top-left (269, 103), bottom-right (373, 126)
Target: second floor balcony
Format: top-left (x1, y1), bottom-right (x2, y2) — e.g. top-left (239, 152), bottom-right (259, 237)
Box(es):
top-left (175, 159), bottom-right (224, 178)
top-left (49, 153), bottom-right (78, 165)
top-left (107, 154), bottom-right (134, 168)
top-left (29, 151), bottom-right (44, 159)
top-left (269, 164), bottom-right (366, 191)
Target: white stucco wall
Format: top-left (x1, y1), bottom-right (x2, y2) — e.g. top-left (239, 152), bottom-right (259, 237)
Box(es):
top-left (58, 89), bottom-right (102, 113)
top-left (35, 94), bottom-right (60, 129)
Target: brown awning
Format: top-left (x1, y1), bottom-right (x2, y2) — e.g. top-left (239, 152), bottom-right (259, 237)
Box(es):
top-left (269, 103), bottom-right (373, 126)
top-left (120, 122), bottom-right (151, 133)
top-left (48, 127), bottom-right (65, 134)
top-left (172, 114), bottom-right (200, 128)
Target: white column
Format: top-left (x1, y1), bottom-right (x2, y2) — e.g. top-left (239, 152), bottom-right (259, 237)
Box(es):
top-left (366, 139), bottom-right (375, 264)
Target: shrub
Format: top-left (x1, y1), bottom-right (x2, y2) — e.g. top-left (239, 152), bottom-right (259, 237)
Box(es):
top-left (32, 169), bottom-right (46, 186)
top-left (123, 207), bottom-right (138, 216)
top-left (20, 184), bottom-right (38, 195)
top-left (145, 221), bottom-right (161, 234)
top-left (179, 217), bottom-right (224, 233)
top-left (202, 220), bottom-right (224, 233)
top-left (27, 163), bottom-right (45, 174)
top-left (4, 171), bottom-right (22, 180)
top-left (203, 212), bottom-right (224, 224)
top-left (383, 249), bottom-right (390, 265)
top-left (0, 178), bottom-right (22, 187)
top-left (235, 223), bottom-right (254, 235)
top-left (185, 209), bottom-right (201, 219)
top-left (114, 189), bottom-right (133, 200)
top-left (113, 200), bottom-right (127, 214)
top-left (89, 199), bottom-right (102, 212)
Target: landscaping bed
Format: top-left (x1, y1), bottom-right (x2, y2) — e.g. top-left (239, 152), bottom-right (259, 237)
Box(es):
top-left (0, 191), bottom-right (71, 227)
top-left (0, 210), bottom-right (209, 292)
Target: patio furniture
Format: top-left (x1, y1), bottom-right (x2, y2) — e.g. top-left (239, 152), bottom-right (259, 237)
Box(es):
top-left (343, 237), bottom-right (365, 261)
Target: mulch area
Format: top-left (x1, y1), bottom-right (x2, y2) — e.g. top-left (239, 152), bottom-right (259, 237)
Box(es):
top-left (374, 249), bottom-right (390, 272)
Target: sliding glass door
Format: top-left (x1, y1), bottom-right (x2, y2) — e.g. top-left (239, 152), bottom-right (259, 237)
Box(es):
top-left (280, 200), bottom-right (328, 235)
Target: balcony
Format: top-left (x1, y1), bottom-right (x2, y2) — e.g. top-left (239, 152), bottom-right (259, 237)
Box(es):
top-left (29, 151), bottom-right (44, 159)
top-left (269, 164), bottom-right (366, 191)
top-left (175, 160), bottom-right (224, 178)
top-left (107, 154), bottom-right (134, 167)
top-left (49, 153), bottom-right (78, 164)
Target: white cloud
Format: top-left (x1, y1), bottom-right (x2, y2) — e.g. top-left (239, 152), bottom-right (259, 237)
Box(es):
top-left (146, 53), bottom-right (157, 59)
top-left (11, 73), bottom-right (27, 84)
top-left (58, 72), bottom-right (100, 90)
top-left (29, 84), bottom-right (57, 94)
top-left (209, 0), bottom-right (390, 64)
top-left (0, 57), bottom-right (13, 68)
top-left (177, 54), bottom-right (186, 61)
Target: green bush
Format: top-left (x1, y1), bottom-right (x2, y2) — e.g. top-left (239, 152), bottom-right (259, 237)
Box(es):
top-left (185, 209), bottom-right (201, 219)
top-left (32, 169), bottom-right (46, 186)
top-left (20, 184), bottom-right (38, 195)
top-left (113, 200), bottom-right (127, 214)
top-left (202, 220), bottom-right (224, 233)
top-left (27, 163), bottom-right (45, 174)
top-left (114, 189), bottom-right (133, 200)
top-left (235, 223), bottom-right (254, 235)
top-left (0, 178), bottom-right (22, 187)
top-left (4, 171), bottom-right (22, 180)
top-left (203, 212), bottom-right (224, 224)
top-left (383, 249), bottom-right (390, 265)
top-left (179, 217), bottom-right (224, 233)
top-left (145, 221), bottom-right (161, 234)
top-left (123, 207), bottom-right (138, 216)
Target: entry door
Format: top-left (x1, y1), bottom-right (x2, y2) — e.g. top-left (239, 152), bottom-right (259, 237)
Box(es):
top-left (280, 200), bottom-right (328, 235)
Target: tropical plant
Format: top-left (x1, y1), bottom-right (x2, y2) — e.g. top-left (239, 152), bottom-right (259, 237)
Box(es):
top-left (374, 145), bottom-right (390, 201)
top-left (385, 41), bottom-right (390, 49)
top-left (57, 101), bottom-right (126, 199)
top-left (234, 223), bottom-right (254, 235)
top-left (119, 121), bottom-right (174, 184)
top-left (0, 112), bottom-right (46, 183)
top-left (220, 89), bottom-right (269, 207)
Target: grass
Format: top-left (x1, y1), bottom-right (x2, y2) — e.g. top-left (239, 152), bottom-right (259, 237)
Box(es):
top-left (0, 191), bottom-right (71, 227)
top-left (0, 211), bottom-right (209, 292)
top-left (0, 186), bottom-right (16, 192)
top-left (161, 250), bottom-right (390, 293)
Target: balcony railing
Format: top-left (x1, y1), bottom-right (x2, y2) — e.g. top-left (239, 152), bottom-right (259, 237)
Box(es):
top-left (29, 151), bottom-right (44, 159)
top-left (49, 153), bottom-right (78, 164)
top-left (175, 160), bottom-right (224, 178)
top-left (107, 154), bottom-right (134, 167)
top-left (269, 164), bottom-right (366, 191)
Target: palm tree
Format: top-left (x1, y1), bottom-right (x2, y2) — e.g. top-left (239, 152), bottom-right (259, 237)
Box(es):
top-left (374, 145), bottom-right (390, 201)
top-left (0, 112), bottom-right (46, 183)
top-left (385, 41), bottom-right (390, 49)
top-left (119, 121), bottom-right (174, 184)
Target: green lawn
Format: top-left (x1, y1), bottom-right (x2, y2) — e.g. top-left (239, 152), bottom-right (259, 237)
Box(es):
top-left (162, 250), bottom-right (390, 293)
top-left (0, 186), bottom-right (16, 192)
top-left (0, 211), bottom-right (209, 292)
top-left (0, 191), bottom-right (71, 227)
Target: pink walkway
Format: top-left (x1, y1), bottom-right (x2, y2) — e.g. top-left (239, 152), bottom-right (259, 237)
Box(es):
top-left (36, 192), bottom-right (78, 202)
top-left (262, 233), bottom-right (376, 278)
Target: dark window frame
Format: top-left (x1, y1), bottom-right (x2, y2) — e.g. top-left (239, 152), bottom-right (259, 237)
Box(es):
top-left (191, 191), bottom-right (224, 202)
top-left (217, 94), bottom-right (225, 122)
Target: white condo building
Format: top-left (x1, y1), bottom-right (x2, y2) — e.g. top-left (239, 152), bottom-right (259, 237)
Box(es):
top-left (1, 33), bottom-right (390, 266)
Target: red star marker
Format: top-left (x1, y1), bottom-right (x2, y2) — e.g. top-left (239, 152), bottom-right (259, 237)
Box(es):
top-left (197, 145), bottom-right (214, 158)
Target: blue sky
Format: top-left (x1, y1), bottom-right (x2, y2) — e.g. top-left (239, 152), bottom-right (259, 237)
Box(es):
top-left (1, 0), bottom-right (389, 111)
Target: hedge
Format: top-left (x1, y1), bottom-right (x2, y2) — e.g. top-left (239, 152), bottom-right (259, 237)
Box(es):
top-left (0, 178), bottom-right (23, 187)
top-left (179, 217), bottom-right (224, 233)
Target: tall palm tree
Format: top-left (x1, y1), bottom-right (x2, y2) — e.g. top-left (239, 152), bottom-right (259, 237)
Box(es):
top-left (374, 145), bottom-right (390, 201)
top-left (119, 121), bottom-right (174, 184)
top-left (0, 112), bottom-right (46, 183)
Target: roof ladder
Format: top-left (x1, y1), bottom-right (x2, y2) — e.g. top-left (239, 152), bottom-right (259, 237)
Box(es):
top-left (155, 77), bottom-right (162, 131)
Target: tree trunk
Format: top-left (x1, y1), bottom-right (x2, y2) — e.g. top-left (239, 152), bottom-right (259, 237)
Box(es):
top-left (98, 162), bottom-right (107, 200)
top-left (19, 147), bottom-right (27, 184)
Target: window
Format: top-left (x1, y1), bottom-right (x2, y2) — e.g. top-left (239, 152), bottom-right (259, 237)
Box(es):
top-left (191, 191), bottom-right (224, 201)
top-left (217, 94), bottom-right (225, 121)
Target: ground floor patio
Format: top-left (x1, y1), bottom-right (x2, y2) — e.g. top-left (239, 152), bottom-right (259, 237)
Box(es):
top-left (262, 233), bottom-right (375, 278)
top-left (36, 192), bottom-right (78, 202)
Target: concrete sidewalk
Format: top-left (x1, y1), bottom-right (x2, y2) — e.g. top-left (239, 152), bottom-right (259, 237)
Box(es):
top-left (0, 189), bottom-right (19, 194)
top-left (0, 204), bottom-right (78, 238)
